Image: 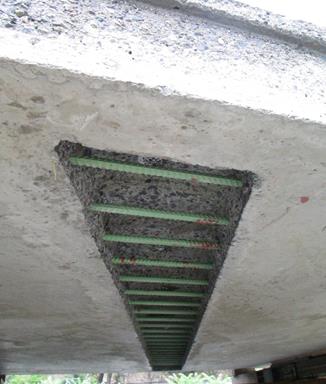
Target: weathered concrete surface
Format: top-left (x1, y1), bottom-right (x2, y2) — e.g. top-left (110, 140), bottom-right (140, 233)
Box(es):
top-left (0, 0), bottom-right (326, 373)
top-left (0, 0), bottom-right (325, 123)
top-left (0, 60), bottom-right (150, 372)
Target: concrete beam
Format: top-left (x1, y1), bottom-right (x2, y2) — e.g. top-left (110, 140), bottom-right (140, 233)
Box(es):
top-left (0, 0), bottom-right (325, 373)
top-left (141, 0), bottom-right (326, 54)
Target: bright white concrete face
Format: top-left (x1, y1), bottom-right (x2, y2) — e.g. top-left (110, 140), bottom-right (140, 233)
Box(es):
top-left (0, 0), bottom-right (326, 374)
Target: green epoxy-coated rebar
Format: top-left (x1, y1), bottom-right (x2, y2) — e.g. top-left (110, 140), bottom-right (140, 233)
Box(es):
top-left (104, 234), bottom-right (218, 249)
top-left (69, 157), bottom-right (242, 187)
top-left (146, 340), bottom-right (188, 343)
top-left (148, 347), bottom-right (186, 350)
top-left (130, 300), bottom-right (200, 307)
top-left (126, 289), bottom-right (205, 298)
top-left (152, 364), bottom-right (181, 367)
top-left (120, 275), bottom-right (208, 286)
top-left (140, 324), bottom-right (193, 328)
top-left (146, 342), bottom-right (188, 344)
top-left (149, 352), bottom-right (185, 354)
top-left (151, 358), bottom-right (183, 360)
top-left (114, 257), bottom-right (213, 270)
top-left (143, 334), bottom-right (188, 342)
top-left (135, 309), bottom-right (197, 315)
top-left (150, 356), bottom-right (184, 359)
top-left (148, 348), bottom-right (185, 356)
top-left (150, 355), bottom-right (184, 358)
top-left (146, 344), bottom-right (187, 347)
top-left (144, 335), bottom-right (189, 346)
top-left (146, 343), bottom-right (187, 346)
top-left (146, 344), bottom-right (185, 351)
top-left (90, 203), bottom-right (229, 226)
top-left (149, 350), bottom-right (185, 353)
top-left (151, 360), bottom-right (182, 363)
top-left (149, 348), bottom-right (185, 351)
top-left (142, 330), bottom-right (190, 334)
top-left (136, 317), bottom-right (196, 322)
top-left (144, 335), bottom-right (189, 345)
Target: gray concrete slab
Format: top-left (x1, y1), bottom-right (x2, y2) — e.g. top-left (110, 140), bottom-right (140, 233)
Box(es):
top-left (0, 0), bottom-right (326, 373)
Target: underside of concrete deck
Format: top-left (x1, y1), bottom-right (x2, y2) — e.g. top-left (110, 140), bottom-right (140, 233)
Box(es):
top-left (0, 0), bottom-right (326, 374)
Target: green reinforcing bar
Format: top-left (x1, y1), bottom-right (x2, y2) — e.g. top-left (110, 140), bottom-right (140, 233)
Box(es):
top-left (103, 234), bottom-right (219, 249)
top-left (69, 156), bottom-right (242, 187)
top-left (90, 203), bottom-right (229, 225)
top-left (113, 257), bottom-right (213, 270)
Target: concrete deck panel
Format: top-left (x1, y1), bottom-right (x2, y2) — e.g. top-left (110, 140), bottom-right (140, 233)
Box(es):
top-left (0, 0), bottom-right (326, 373)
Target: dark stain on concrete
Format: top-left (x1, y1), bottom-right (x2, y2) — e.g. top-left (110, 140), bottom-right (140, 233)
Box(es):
top-left (20, 124), bottom-right (41, 134)
top-left (7, 101), bottom-right (27, 110)
top-left (30, 95), bottom-right (45, 104)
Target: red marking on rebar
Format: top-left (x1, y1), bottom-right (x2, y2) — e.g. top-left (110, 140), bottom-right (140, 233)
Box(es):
top-left (120, 256), bottom-right (126, 264)
top-left (196, 219), bottom-right (216, 225)
top-left (196, 242), bottom-right (218, 250)
top-left (191, 177), bottom-right (198, 187)
top-left (300, 196), bottom-right (309, 204)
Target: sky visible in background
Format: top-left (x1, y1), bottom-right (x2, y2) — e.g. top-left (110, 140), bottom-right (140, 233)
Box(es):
top-left (239, 0), bottom-right (326, 27)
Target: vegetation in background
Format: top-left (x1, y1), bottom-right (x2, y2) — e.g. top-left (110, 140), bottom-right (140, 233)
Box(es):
top-left (166, 372), bottom-right (232, 384)
top-left (5, 371), bottom-right (231, 384)
top-left (5, 375), bottom-right (98, 384)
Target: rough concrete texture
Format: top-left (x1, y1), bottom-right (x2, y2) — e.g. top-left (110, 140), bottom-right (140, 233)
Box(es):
top-left (143, 0), bottom-right (326, 53)
top-left (55, 140), bottom-right (253, 369)
top-left (0, 0), bottom-right (325, 124)
top-left (0, 0), bottom-right (326, 374)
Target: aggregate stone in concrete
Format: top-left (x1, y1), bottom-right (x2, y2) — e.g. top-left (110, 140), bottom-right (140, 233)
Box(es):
top-left (55, 140), bottom-right (253, 368)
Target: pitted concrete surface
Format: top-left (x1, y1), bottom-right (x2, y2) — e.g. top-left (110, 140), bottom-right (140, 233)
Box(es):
top-left (0, 0), bottom-right (326, 374)
top-left (0, 0), bottom-right (325, 123)
top-left (143, 0), bottom-right (326, 53)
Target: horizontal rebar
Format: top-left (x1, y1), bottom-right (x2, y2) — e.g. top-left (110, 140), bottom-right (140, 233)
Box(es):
top-left (146, 342), bottom-right (188, 345)
top-left (151, 360), bottom-right (182, 363)
top-left (69, 157), bottom-right (242, 187)
top-left (150, 356), bottom-right (184, 358)
top-left (145, 340), bottom-right (189, 343)
top-left (130, 300), bottom-right (200, 307)
top-left (144, 334), bottom-right (189, 337)
top-left (142, 329), bottom-right (190, 335)
top-left (149, 350), bottom-right (185, 352)
top-left (152, 364), bottom-right (181, 367)
top-left (126, 289), bottom-right (205, 298)
top-left (90, 203), bottom-right (229, 226)
top-left (150, 354), bottom-right (184, 356)
top-left (146, 344), bottom-right (188, 346)
top-left (145, 339), bottom-right (188, 342)
top-left (149, 351), bottom-right (185, 354)
top-left (140, 324), bottom-right (193, 328)
top-left (149, 353), bottom-right (185, 356)
top-left (148, 347), bottom-right (186, 349)
top-left (147, 342), bottom-right (187, 345)
top-left (120, 275), bottom-right (208, 286)
top-left (144, 337), bottom-right (188, 340)
top-left (150, 357), bottom-right (184, 360)
top-left (114, 257), bottom-right (213, 270)
top-left (104, 234), bottom-right (218, 249)
top-left (148, 348), bottom-right (185, 356)
top-left (150, 356), bottom-right (183, 358)
top-left (136, 317), bottom-right (196, 322)
top-left (135, 309), bottom-right (197, 315)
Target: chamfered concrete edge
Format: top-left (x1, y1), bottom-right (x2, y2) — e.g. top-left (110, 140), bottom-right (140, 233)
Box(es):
top-left (139, 0), bottom-right (326, 55)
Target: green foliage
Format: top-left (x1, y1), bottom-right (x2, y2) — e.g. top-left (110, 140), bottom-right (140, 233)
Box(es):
top-left (166, 372), bottom-right (231, 384)
top-left (5, 375), bottom-right (98, 384)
